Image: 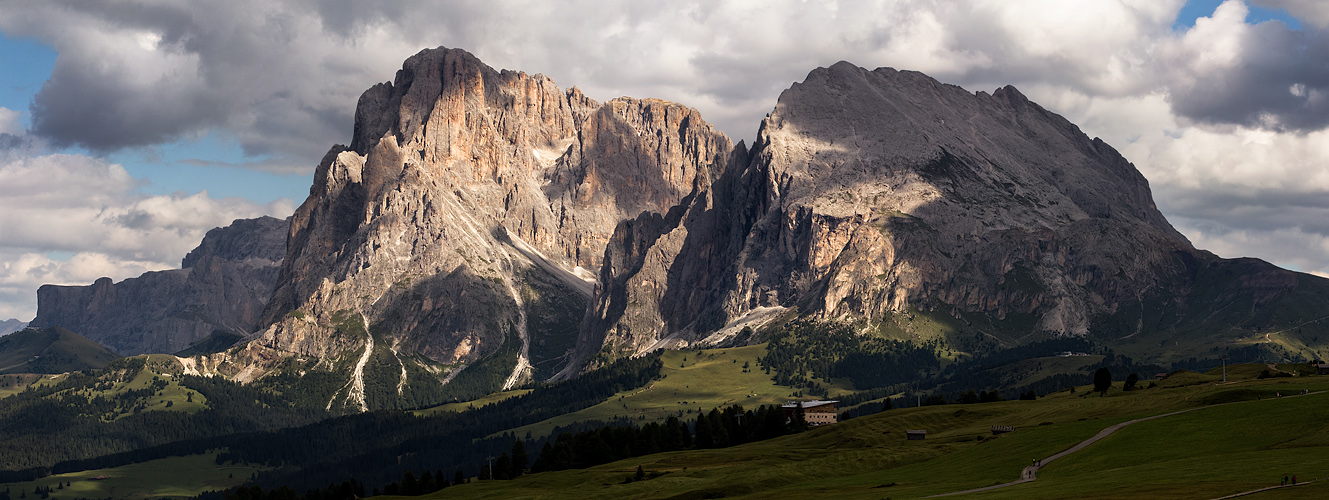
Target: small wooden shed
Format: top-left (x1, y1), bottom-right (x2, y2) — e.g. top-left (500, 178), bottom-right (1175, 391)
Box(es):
top-left (906, 430), bottom-right (927, 440)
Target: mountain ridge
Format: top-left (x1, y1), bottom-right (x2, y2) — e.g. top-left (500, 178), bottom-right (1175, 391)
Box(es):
top-left (29, 216), bottom-right (288, 355)
top-left (568, 60), bottom-right (1327, 372)
top-left (24, 49), bottom-right (1329, 410)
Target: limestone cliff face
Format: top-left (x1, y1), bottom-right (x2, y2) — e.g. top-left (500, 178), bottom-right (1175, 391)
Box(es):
top-left (29, 216), bottom-right (286, 355)
top-left (576, 62), bottom-right (1325, 369)
top-left (214, 47), bottom-right (730, 405)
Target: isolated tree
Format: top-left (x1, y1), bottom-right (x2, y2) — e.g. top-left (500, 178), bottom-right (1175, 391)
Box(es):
top-left (1123, 373), bottom-right (1139, 391)
top-left (1093, 367), bottom-right (1112, 396)
top-left (635, 465), bottom-right (646, 481)
top-left (880, 398), bottom-right (893, 412)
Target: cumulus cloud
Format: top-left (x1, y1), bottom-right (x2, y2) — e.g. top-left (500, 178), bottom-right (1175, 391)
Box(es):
top-left (1160, 1), bottom-right (1329, 132)
top-left (0, 107), bottom-right (20, 135)
top-left (0, 0), bottom-right (1191, 162)
top-left (2, 0), bottom-right (1329, 306)
top-left (0, 150), bottom-right (293, 320)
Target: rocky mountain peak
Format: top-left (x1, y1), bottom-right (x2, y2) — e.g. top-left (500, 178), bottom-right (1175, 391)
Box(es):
top-left (570, 61), bottom-right (1316, 373)
top-left (182, 216), bottom-right (287, 268)
top-left (202, 47), bottom-right (732, 407)
top-left (173, 53), bottom-right (1327, 406)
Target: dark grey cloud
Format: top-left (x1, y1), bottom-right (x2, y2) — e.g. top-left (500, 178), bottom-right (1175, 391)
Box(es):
top-left (31, 59), bottom-right (231, 151)
top-left (1, 0), bottom-right (403, 168)
top-left (0, 133), bottom-right (24, 150)
top-left (1159, 186), bottom-right (1329, 236)
top-left (1165, 21), bottom-right (1329, 132)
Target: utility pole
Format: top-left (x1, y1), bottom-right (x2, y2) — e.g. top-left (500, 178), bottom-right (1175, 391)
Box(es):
top-left (1221, 354), bottom-right (1228, 383)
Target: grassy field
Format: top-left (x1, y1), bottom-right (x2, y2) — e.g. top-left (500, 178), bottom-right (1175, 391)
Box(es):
top-left (497, 345), bottom-right (799, 439)
top-left (0, 373), bottom-right (51, 398)
top-left (391, 364), bottom-right (1329, 500)
top-left (2, 452), bottom-right (267, 500)
top-left (412, 388), bottom-right (533, 416)
top-left (79, 355), bottom-right (210, 420)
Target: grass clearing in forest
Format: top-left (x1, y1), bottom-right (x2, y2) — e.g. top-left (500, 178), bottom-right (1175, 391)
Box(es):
top-left (1, 452), bottom-right (268, 500)
top-left (496, 344), bottom-right (797, 439)
top-left (410, 367), bottom-right (1329, 500)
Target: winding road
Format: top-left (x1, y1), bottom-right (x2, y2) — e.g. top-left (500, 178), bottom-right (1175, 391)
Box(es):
top-left (927, 391), bottom-right (1324, 498)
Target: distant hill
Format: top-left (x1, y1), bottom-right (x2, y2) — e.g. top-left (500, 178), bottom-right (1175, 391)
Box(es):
top-left (173, 330), bottom-right (246, 357)
top-left (0, 327), bottom-right (120, 374)
top-left (0, 319), bottom-right (27, 336)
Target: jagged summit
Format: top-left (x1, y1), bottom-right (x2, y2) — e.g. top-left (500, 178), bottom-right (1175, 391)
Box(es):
top-left (193, 47), bottom-right (733, 409)
top-left (571, 60), bottom-right (1322, 373)
top-left (42, 52), bottom-right (1322, 410)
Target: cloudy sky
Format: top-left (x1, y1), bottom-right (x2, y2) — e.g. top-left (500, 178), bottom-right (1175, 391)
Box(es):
top-left (0, 0), bottom-right (1326, 321)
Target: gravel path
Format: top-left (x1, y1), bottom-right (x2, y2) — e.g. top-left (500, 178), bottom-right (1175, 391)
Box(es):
top-left (927, 391), bottom-right (1324, 497)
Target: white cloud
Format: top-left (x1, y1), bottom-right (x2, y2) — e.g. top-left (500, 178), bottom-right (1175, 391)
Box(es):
top-left (0, 107), bottom-right (19, 135)
top-left (0, 0), bottom-right (1327, 314)
top-left (0, 151), bottom-right (293, 320)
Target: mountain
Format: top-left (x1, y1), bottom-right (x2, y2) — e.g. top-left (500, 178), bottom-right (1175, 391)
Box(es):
top-left (189, 47), bottom-right (732, 411)
top-left (0, 327), bottom-right (120, 374)
top-left (29, 216), bottom-right (288, 355)
top-left (0, 319), bottom-right (26, 336)
top-left (573, 62), bottom-right (1329, 371)
top-left (174, 50), bottom-right (1329, 409)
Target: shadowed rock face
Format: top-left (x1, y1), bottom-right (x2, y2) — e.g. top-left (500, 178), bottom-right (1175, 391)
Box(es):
top-left (30, 216), bottom-right (287, 355)
top-left (216, 47), bottom-right (731, 389)
top-left (573, 62), bottom-right (1327, 370)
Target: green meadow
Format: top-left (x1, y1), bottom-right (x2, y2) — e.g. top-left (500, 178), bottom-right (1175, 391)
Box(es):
top-left (391, 363), bottom-right (1329, 500)
top-left (499, 345), bottom-right (800, 439)
top-left (2, 452), bottom-right (266, 500)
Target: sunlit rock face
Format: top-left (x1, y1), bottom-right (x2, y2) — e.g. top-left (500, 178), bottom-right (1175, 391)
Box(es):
top-left (211, 47), bottom-right (730, 402)
top-left (190, 51), bottom-right (1327, 403)
top-left (574, 61), bottom-right (1325, 372)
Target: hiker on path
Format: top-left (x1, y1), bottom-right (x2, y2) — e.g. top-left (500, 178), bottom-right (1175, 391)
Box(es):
top-left (1282, 475), bottom-right (1287, 485)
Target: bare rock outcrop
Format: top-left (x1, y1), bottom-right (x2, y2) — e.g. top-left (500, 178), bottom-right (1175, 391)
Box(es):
top-left (211, 48), bottom-right (731, 407)
top-left (574, 62), bottom-right (1327, 370)
top-left (29, 216), bottom-right (287, 355)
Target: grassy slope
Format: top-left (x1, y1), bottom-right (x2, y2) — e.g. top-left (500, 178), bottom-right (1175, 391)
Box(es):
top-left (499, 345), bottom-right (798, 439)
top-left (0, 373), bottom-right (48, 398)
top-left (412, 389), bottom-right (533, 416)
top-left (410, 366), bottom-right (1329, 500)
top-left (2, 452), bottom-right (267, 499)
top-left (0, 328), bottom-right (120, 375)
top-left (26, 354), bottom-right (211, 419)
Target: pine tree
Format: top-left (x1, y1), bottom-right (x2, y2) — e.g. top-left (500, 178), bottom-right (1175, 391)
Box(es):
top-left (494, 452), bottom-right (512, 480)
top-left (402, 471), bottom-right (418, 495)
top-left (510, 440), bottom-right (528, 477)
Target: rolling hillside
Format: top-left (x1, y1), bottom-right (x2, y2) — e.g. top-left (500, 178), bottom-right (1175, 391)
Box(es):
top-left (0, 327), bottom-right (120, 375)
top-left (394, 363), bottom-right (1329, 499)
